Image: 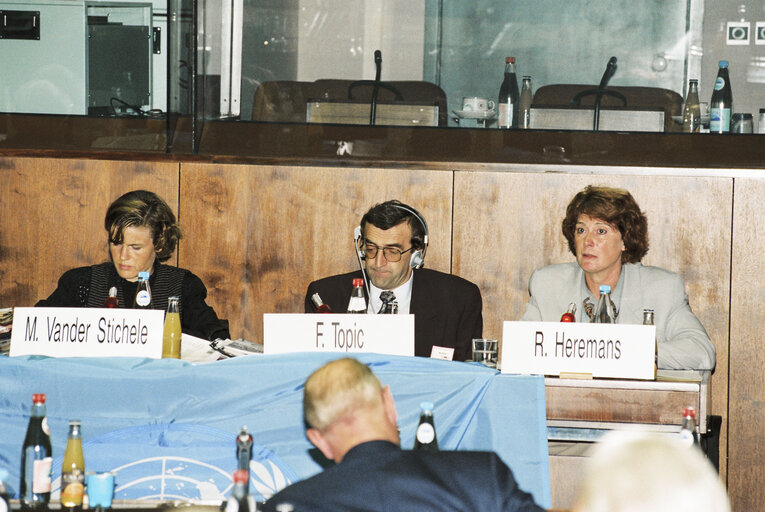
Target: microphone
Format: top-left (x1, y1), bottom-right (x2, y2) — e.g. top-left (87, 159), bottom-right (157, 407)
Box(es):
top-left (370, 50), bottom-right (383, 125)
top-left (593, 56), bottom-right (617, 131)
top-left (598, 56), bottom-right (617, 90)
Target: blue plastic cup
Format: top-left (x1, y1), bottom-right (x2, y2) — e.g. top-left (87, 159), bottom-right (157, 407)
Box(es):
top-left (86, 472), bottom-right (115, 508)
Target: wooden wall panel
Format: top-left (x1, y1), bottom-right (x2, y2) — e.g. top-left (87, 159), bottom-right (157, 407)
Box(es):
top-left (728, 177), bottom-right (765, 511)
top-left (451, 171), bottom-right (732, 483)
top-left (179, 163), bottom-right (454, 342)
top-left (0, 157), bottom-right (178, 306)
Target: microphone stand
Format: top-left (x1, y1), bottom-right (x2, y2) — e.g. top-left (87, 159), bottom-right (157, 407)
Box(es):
top-left (370, 50), bottom-right (382, 125)
top-left (593, 56), bottom-right (617, 131)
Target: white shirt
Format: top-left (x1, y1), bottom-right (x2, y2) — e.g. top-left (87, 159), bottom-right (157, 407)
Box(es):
top-left (368, 274), bottom-right (413, 314)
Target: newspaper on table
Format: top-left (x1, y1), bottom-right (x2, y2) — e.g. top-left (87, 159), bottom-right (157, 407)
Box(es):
top-left (181, 333), bottom-right (263, 363)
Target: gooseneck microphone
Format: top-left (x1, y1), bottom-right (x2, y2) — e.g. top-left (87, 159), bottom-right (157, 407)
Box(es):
top-left (370, 50), bottom-right (383, 125)
top-left (593, 56), bottom-right (617, 131)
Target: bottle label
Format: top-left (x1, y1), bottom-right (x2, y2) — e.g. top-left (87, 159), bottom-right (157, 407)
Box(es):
top-left (498, 103), bottom-right (513, 128)
top-left (416, 423), bottom-right (435, 444)
top-left (61, 470), bottom-right (85, 506)
top-left (136, 290), bottom-right (151, 307)
top-left (41, 416), bottom-right (50, 435)
top-left (713, 76), bottom-right (725, 91)
top-left (0, 496), bottom-right (8, 512)
top-left (709, 108), bottom-right (731, 132)
top-left (32, 457), bottom-right (52, 493)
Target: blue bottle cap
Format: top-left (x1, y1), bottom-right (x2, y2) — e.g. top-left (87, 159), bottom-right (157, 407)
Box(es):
top-left (599, 285), bottom-right (611, 294)
top-left (420, 401), bottom-right (434, 412)
top-left (138, 271), bottom-right (150, 280)
top-left (719, 60), bottom-right (729, 68)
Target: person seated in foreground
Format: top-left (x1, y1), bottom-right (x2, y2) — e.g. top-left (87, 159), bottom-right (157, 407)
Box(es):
top-left (573, 431), bottom-right (730, 512)
top-left (305, 200), bottom-right (482, 361)
top-left (37, 189), bottom-right (229, 341)
top-left (263, 357), bottom-right (543, 512)
top-left (521, 185), bottom-right (715, 370)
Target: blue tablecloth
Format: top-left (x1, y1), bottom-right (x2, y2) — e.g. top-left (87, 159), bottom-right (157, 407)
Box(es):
top-left (0, 353), bottom-right (550, 508)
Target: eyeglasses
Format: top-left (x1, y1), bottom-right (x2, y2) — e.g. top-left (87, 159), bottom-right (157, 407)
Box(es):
top-left (363, 242), bottom-right (414, 262)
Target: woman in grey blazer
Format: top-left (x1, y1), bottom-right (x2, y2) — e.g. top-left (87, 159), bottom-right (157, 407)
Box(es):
top-left (521, 185), bottom-right (715, 370)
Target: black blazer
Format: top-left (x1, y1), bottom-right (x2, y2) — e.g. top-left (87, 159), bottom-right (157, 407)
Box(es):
top-left (305, 268), bottom-right (482, 361)
top-left (263, 440), bottom-right (544, 512)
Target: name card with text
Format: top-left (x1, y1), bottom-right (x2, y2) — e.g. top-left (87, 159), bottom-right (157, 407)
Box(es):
top-left (10, 307), bottom-right (164, 358)
top-left (263, 314), bottom-right (415, 356)
top-left (501, 321), bottom-right (656, 380)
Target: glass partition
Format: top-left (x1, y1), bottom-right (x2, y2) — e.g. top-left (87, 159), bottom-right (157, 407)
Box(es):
top-left (0, 0), bottom-right (708, 154)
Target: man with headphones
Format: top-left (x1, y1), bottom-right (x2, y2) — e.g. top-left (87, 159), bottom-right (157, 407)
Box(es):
top-left (304, 200), bottom-right (482, 361)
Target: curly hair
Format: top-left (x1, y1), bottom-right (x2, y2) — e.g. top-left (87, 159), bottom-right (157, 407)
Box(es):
top-left (561, 185), bottom-right (649, 264)
top-left (104, 190), bottom-right (182, 262)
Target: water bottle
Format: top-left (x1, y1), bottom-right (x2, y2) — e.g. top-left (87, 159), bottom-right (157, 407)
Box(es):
top-left (682, 79), bottom-right (701, 133)
top-left (133, 271), bottom-right (152, 309)
top-left (346, 278), bottom-right (367, 314)
top-left (643, 308), bottom-right (657, 379)
top-left (593, 285), bottom-right (616, 323)
top-left (519, 76), bottom-right (533, 129)
top-left (498, 57), bottom-right (519, 129)
top-left (710, 61), bottom-right (732, 133)
top-left (413, 401), bottom-right (439, 451)
top-left (20, 393), bottom-right (52, 510)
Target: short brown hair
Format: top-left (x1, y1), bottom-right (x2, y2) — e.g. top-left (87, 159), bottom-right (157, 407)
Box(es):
top-left (562, 185), bottom-right (649, 264)
top-left (304, 358), bottom-right (383, 432)
top-left (104, 190), bottom-right (182, 262)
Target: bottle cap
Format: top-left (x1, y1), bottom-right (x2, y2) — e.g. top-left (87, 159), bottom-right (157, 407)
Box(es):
top-left (138, 271), bottom-right (150, 280)
top-left (108, 286), bottom-right (117, 297)
top-left (718, 60), bottom-right (729, 68)
top-left (689, 78), bottom-right (698, 84)
top-left (232, 469), bottom-right (249, 483)
top-left (32, 393), bottom-right (46, 404)
top-left (523, 75), bottom-right (531, 79)
top-left (683, 407), bottom-right (696, 418)
top-left (420, 401), bottom-right (434, 412)
top-left (352, 278), bottom-right (364, 287)
top-left (505, 56), bottom-right (515, 63)
top-left (69, 419), bottom-right (82, 425)
top-left (599, 285), bottom-right (611, 293)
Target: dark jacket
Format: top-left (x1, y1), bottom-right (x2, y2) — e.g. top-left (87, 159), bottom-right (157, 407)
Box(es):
top-left (305, 268), bottom-right (482, 361)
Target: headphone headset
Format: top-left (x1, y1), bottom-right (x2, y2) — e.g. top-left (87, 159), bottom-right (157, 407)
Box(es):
top-left (353, 203), bottom-right (429, 270)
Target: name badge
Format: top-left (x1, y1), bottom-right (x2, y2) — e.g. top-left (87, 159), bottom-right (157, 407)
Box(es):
top-left (501, 321), bottom-right (656, 380)
top-left (10, 307), bottom-right (164, 358)
top-left (263, 314), bottom-right (414, 356)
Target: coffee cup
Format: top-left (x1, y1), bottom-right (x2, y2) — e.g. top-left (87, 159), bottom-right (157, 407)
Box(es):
top-left (462, 97), bottom-right (495, 112)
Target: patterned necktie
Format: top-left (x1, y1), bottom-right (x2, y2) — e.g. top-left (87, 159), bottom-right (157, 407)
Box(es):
top-left (378, 291), bottom-right (398, 314)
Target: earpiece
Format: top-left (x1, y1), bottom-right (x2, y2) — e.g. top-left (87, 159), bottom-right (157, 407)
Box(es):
top-left (353, 225), bottom-right (365, 259)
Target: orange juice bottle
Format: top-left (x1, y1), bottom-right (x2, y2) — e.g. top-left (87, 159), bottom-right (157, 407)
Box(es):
top-left (162, 296), bottom-right (182, 359)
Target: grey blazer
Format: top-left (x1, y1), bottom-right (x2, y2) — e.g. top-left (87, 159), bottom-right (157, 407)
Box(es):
top-left (521, 262), bottom-right (715, 370)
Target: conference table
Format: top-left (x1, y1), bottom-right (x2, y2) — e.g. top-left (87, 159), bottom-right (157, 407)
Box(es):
top-left (0, 353), bottom-right (552, 509)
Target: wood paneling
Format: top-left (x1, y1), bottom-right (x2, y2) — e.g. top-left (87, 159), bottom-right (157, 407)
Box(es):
top-left (728, 177), bottom-right (765, 511)
top-left (0, 157), bottom-right (178, 306)
top-left (451, 171), bottom-right (732, 483)
top-left (179, 163), bottom-right (454, 342)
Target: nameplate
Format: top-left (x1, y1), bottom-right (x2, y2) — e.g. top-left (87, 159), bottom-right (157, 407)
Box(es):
top-left (263, 314), bottom-right (415, 356)
top-left (501, 321), bottom-right (656, 380)
top-left (9, 307), bottom-right (164, 358)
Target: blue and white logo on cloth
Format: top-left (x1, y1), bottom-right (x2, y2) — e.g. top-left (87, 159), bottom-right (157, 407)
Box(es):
top-left (51, 424), bottom-right (296, 503)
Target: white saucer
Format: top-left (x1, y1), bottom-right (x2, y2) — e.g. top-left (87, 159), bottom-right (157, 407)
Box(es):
top-left (453, 109), bottom-right (497, 120)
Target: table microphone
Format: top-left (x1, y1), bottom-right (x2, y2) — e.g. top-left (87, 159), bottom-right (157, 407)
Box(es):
top-left (370, 50), bottom-right (383, 125)
top-left (593, 56), bottom-right (617, 131)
